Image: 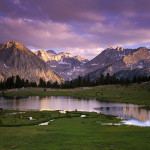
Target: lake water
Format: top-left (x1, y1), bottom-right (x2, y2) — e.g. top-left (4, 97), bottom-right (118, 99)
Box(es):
top-left (0, 96), bottom-right (150, 126)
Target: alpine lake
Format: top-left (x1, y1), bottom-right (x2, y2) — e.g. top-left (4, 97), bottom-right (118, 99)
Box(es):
top-left (1, 96), bottom-right (150, 126)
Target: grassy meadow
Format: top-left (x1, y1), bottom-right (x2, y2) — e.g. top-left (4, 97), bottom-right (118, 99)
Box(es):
top-left (0, 82), bottom-right (150, 150)
top-left (0, 110), bottom-right (150, 150)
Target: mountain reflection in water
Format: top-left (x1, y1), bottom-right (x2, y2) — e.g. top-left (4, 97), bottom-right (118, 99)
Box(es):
top-left (0, 96), bottom-right (150, 126)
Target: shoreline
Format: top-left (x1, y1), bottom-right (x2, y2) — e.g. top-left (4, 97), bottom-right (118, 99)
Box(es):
top-left (0, 82), bottom-right (150, 107)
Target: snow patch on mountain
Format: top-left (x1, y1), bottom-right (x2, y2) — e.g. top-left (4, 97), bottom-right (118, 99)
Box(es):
top-left (50, 65), bottom-right (56, 68)
top-left (4, 64), bottom-right (9, 68)
top-left (138, 65), bottom-right (143, 69)
top-left (91, 64), bottom-right (99, 66)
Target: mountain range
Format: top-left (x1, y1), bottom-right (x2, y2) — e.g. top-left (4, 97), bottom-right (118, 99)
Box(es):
top-left (34, 46), bottom-right (150, 81)
top-left (0, 41), bottom-right (150, 83)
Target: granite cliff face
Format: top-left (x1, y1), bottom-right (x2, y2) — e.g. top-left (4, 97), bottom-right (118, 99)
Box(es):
top-left (123, 47), bottom-right (150, 69)
top-left (34, 50), bottom-right (53, 62)
top-left (35, 50), bottom-right (88, 62)
top-left (35, 50), bottom-right (88, 80)
top-left (85, 47), bottom-right (150, 80)
top-left (83, 47), bottom-right (137, 75)
top-left (0, 41), bottom-right (64, 83)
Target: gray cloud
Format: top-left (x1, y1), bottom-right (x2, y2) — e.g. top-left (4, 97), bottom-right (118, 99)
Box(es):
top-left (1, 0), bottom-right (150, 23)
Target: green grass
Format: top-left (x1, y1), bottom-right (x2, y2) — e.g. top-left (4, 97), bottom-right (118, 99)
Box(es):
top-left (0, 110), bottom-right (64, 126)
top-left (0, 110), bottom-right (120, 127)
top-left (0, 111), bottom-right (150, 150)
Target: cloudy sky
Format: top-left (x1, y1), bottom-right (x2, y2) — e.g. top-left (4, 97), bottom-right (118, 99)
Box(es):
top-left (0, 0), bottom-right (150, 59)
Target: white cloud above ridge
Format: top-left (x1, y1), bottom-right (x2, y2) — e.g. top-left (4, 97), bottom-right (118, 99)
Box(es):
top-left (1, 16), bottom-right (150, 60)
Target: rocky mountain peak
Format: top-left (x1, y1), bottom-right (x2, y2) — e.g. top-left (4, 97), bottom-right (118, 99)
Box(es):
top-left (6, 41), bottom-right (25, 50)
top-left (64, 53), bottom-right (73, 58)
top-left (35, 49), bottom-right (52, 62)
top-left (75, 55), bottom-right (88, 61)
top-left (123, 47), bottom-right (150, 69)
top-left (107, 46), bottom-right (113, 49)
top-left (137, 47), bottom-right (148, 52)
top-left (1, 41), bottom-right (32, 56)
top-left (47, 50), bottom-right (57, 55)
top-left (116, 46), bottom-right (124, 51)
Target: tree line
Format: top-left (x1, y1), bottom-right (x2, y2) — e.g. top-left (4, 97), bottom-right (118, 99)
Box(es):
top-left (0, 74), bottom-right (150, 90)
top-left (62, 74), bottom-right (150, 89)
top-left (0, 75), bottom-right (37, 90)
